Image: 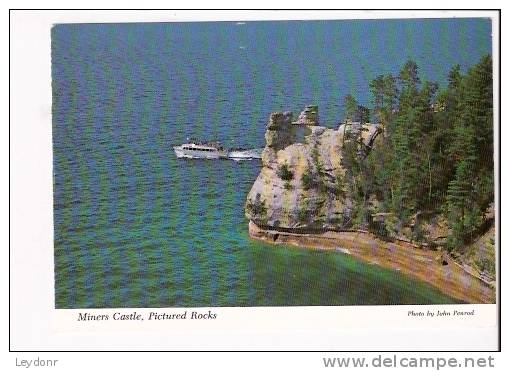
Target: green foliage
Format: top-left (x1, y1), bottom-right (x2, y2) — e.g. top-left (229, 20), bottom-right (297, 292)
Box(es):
top-left (246, 193), bottom-right (267, 219)
top-left (329, 172), bottom-right (347, 198)
top-left (301, 167), bottom-right (317, 190)
top-left (297, 206), bottom-right (311, 223)
top-left (370, 74), bottom-right (397, 124)
top-left (357, 105), bottom-right (370, 124)
top-left (311, 145), bottom-right (322, 171)
top-left (301, 166), bottom-right (345, 199)
top-left (411, 222), bottom-right (426, 243)
top-left (296, 198), bottom-right (323, 225)
top-left (475, 238), bottom-right (496, 277)
top-left (344, 94), bottom-right (358, 122)
top-left (343, 94), bottom-right (370, 123)
top-left (444, 55), bottom-right (493, 248)
top-left (342, 56), bottom-right (493, 254)
top-left (277, 163), bottom-right (294, 181)
top-left (368, 218), bottom-right (392, 241)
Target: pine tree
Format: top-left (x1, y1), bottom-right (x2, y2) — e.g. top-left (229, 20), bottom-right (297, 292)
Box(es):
top-left (339, 56), bottom-right (493, 252)
top-left (445, 55), bottom-right (493, 251)
top-left (344, 94), bottom-right (358, 122)
top-left (370, 74), bottom-right (397, 125)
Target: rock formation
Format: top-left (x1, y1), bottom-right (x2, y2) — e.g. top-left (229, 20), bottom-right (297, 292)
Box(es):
top-left (245, 108), bottom-right (380, 229)
top-left (244, 107), bottom-right (496, 303)
top-left (264, 111), bottom-right (294, 151)
top-left (292, 105), bottom-right (319, 125)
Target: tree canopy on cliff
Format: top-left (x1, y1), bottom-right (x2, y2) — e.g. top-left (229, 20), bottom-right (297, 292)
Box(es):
top-left (342, 55), bottom-right (494, 253)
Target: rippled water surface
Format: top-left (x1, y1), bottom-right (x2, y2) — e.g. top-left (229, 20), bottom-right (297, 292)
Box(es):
top-left (52, 19), bottom-right (490, 308)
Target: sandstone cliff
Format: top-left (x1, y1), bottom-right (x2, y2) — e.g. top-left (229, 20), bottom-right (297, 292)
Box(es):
top-left (245, 108), bottom-right (380, 229)
top-left (292, 105), bottom-right (319, 125)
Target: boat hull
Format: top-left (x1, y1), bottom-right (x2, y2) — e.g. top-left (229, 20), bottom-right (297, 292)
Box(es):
top-left (174, 147), bottom-right (220, 160)
top-left (173, 146), bottom-right (221, 159)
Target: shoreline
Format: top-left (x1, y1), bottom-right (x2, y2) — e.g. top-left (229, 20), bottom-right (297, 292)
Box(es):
top-left (248, 221), bottom-right (495, 304)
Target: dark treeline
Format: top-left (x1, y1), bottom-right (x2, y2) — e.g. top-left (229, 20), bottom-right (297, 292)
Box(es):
top-left (341, 55), bottom-right (493, 252)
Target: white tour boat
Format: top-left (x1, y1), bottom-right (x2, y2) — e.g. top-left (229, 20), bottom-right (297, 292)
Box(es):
top-left (173, 142), bottom-right (227, 159)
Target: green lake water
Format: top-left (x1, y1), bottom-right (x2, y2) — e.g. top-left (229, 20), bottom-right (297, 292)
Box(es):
top-left (52, 19), bottom-right (490, 307)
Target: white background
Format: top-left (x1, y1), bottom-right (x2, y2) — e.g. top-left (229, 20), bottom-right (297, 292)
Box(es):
top-left (5, 2), bottom-right (509, 370)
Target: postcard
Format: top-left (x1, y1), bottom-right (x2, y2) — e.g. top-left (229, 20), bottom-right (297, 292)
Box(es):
top-left (10, 10), bottom-right (500, 351)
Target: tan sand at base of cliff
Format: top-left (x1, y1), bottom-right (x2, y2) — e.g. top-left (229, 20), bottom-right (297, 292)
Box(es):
top-left (248, 221), bottom-right (495, 304)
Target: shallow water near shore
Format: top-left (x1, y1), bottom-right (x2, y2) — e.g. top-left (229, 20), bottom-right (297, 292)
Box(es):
top-left (52, 20), bottom-right (489, 308)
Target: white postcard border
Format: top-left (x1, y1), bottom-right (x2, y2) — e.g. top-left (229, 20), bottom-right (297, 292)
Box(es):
top-left (10, 9), bottom-right (500, 351)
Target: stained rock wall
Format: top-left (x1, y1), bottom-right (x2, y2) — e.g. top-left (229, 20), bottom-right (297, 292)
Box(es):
top-left (245, 108), bottom-right (380, 229)
top-left (292, 105), bottom-right (319, 126)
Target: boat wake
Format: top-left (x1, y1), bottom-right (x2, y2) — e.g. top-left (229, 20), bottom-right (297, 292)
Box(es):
top-left (227, 148), bottom-right (263, 161)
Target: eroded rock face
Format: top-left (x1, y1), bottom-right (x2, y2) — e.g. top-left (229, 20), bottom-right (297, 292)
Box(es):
top-left (265, 111), bottom-right (293, 151)
top-left (292, 105), bottom-right (319, 126)
top-left (245, 110), bottom-right (381, 229)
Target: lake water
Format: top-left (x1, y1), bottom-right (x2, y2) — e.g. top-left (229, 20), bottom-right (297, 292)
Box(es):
top-left (52, 19), bottom-right (490, 308)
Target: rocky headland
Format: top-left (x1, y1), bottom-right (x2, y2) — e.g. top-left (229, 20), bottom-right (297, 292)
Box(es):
top-left (244, 106), bottom-right (496, 304)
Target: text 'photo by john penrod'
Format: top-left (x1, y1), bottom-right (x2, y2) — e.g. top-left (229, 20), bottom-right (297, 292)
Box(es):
top-left (52, 18), bottom-right (495, 308)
